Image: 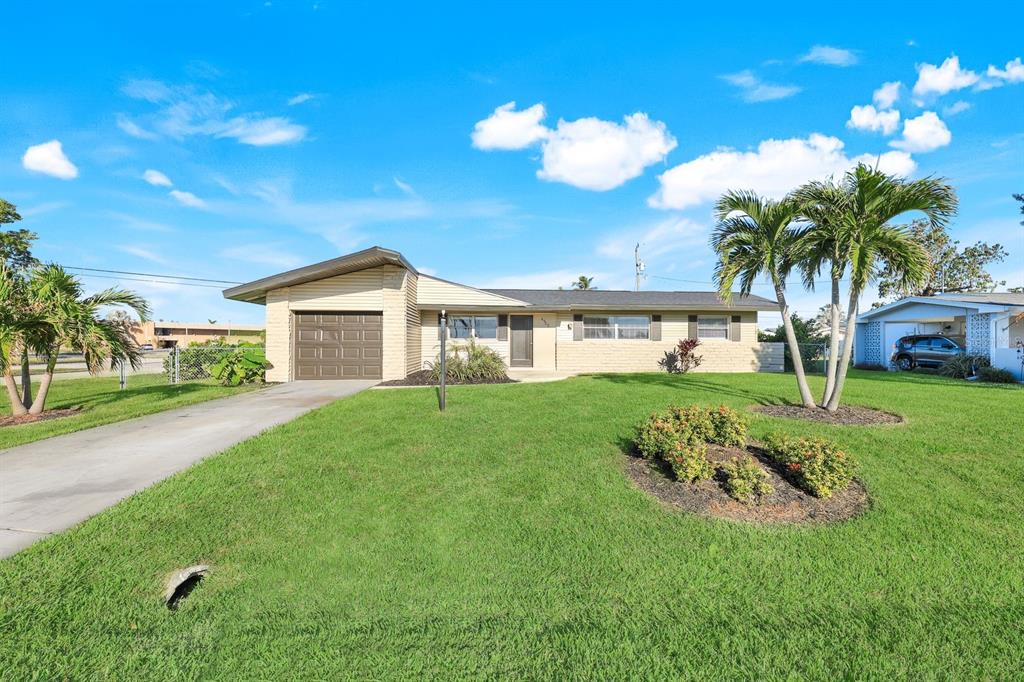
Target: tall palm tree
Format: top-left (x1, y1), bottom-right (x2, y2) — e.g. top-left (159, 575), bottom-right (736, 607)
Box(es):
top-left (792, 181), bottom-right (850, 405)
top-left (572, 275), bottom-right (595, 290)
top-left (808, 164), bottom-right (956, 412)
top-left (0, 263), bottom-right (34, 416)
top-left (712, 191), bottom-right (816, 408)
top-left (3, 264), bottom-right (151, 416)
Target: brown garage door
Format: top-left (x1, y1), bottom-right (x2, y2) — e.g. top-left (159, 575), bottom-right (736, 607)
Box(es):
top-left (294, 312), bottom-right (383, 379)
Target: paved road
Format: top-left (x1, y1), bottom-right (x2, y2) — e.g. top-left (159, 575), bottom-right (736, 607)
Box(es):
top-left (0, 380), bottom-right (375, 558)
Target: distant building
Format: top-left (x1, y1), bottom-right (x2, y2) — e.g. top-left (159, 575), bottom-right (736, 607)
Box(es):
top-left (131, 320), bottom-right (264, 348)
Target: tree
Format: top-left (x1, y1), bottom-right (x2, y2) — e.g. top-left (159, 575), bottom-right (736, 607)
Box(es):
top-left (571, 275), bottom-right (595, 290)
top-left (1, 264), bottom-right (150, 416)
top-left (0, 198), bottom-right (41, 408)
top-left (1015, 193), bottom-right (1023, 226)
top-left (798, 164), bottom-right (956, 412)
top-left (874, 220), bottom-right (1006, 299)
top-left (712, 191), bottom-right (817, 409)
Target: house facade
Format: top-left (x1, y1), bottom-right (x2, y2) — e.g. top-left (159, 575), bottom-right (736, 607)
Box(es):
top-left (223, 247), bottom-right (783, 381)
top-left (854, 292), bottom-right (1024, 379)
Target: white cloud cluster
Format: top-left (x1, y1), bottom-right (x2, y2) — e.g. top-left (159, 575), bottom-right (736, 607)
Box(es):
top-left (169, 189), bottom-right (207, 208)
top-left (22, 140), bottom-right (79, 179)
top-left (471, 103), bottom-right (676, 191)
top-left (598, 216), bottom-right (707, 261)
top-left (118, 79), bottom-right (307, 146)
top-left (287, 93), bottom-right (315, 106)
top-left (800, 45), bottom-right (858, 67)
top-left (649, 134), bottom-right (915, 210)
top-left (890, 111), bottom-right (952, 153)
top-left (985, 57), bottom-right (1024, 85)
top-left (143, 169), bottom-right (173, 187)
top-left (873, 81), bottom-right (902, 109)
top-left (721, 70), bottom-right (801, 102)
top-left (847, 105), bottom-right (901, 135)
top-left (912, 56), bottom-right (980, 99)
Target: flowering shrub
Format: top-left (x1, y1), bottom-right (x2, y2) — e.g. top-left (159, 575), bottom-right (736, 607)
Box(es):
top-left (762, 432), bottom-right (858, 498)
top-left (660, 338), bottom-right (703, 374)
top-left (635, 415), bottom-right (682, 460)
top-left (721, 455), bottom-right (773, 503)
top-left (664, 442), bottom-right (714, 483)
top-left (667, 404), bottom-right (748, 447)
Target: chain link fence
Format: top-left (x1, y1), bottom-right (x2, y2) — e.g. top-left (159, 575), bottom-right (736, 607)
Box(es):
top-left (164, 345), bottom-right (266, 383)
top-left (786, 343), bottom-right (828, 374)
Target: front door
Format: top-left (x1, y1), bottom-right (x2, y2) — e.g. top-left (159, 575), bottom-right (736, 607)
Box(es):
top-left (509, 315), bottom-right (534, 367)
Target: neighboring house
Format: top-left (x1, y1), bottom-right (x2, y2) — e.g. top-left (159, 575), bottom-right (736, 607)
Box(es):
top-left (222, 246), bottom-right (783, 381)
top-left (131, 320), bottom-right (265, 348)
top-left (854, 292), bottom-right (1024, 379)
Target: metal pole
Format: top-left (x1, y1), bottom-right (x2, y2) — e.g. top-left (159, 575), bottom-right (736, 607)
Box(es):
top-left (119, 361), bottom-right (127, 390)
top-left (439, 309), bottom-right (446, 412)
top-left (174, 346), bottom-right (180, 384)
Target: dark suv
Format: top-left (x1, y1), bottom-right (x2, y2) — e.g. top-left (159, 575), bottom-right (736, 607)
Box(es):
top-left (891, 335), bottom-right (965, 370)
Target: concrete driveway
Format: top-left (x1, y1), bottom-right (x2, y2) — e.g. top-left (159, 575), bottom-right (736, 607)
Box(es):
top-left (0, 380), bottom-right (375, 558)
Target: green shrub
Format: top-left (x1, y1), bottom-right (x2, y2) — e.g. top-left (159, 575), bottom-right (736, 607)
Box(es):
top-left (977, 366), bottom-right (1017, 384)
top-left (762, 432), bottom-right (858, 498)
top-left (668, 404), bottom-right (747, 447)
top-left (207, 343), bottom-right (270, 386)
top-left (721, 455), bottom-right (773, 503)
top-left (635, 415), bottom-right (682, 460)
top-left (939, 353), bottom-right (990, 379)
top-left (664, 442), bottom-right (714, 483)
top-left (428, 338), bottom-right (508, 382)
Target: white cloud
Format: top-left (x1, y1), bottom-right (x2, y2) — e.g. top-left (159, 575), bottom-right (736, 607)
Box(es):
top-left (472, 104), bottom-right (676, 191)
top-left (117, 244), bottom-right (168, 264)
top-left (943, 100), bottom-right (971, 116)
top-left (120, 79), bottom-right (307, 146)
top-left (221, 244), bottom-right (303, 269)
top-left (598, 216), bottom-right (707, 261)
top-left (537, 113), bottom-right (677, 191)
top-left (800, 45), bottom-right (858, 67)
top-left (169, 189), bottom-right (207, 208)
top-left (873, 81), bottom-right (902, 109)
top-left (985, 57), bottom-right (1024, 85)
top-left (912, 56), bottom-right (980, 99)
top-left (142, 169), bottom-right (173, 187)
top-left (22, 140), bottom-right (79, 180)
top-left (116, 114), bottom-right (159, 140)
top-left (393, 177), bottom-right (417, 197)
top-left (721, 70), bottom-right (801, 102)
top-left (287, 92), bottom-right (315, 106)
top-left (847, 105), bottom-right (901, 135)
top-left (649, 134), bottom-right (916, 210)
top-left (890, 111), bottom-right (952, 153)
top-left (471, 102), bottom-right (548, 150)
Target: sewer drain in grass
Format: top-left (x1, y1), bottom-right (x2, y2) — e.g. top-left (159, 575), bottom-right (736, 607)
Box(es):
top-left (164, 564), bottom-right (209, 610)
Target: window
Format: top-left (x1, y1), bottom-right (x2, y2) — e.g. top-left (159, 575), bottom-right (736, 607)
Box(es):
top-left (697, 316), bottom-right (729, 340)
top-left (447, 315), bottom-right (498, 339)
top-left (583, 315), bottom-right (650, 340)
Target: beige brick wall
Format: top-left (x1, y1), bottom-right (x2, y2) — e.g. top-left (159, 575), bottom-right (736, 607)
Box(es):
top-left (265, 288), bottom-right (292, 382)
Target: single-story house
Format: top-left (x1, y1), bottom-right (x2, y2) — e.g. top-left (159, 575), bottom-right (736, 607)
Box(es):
top-left (854, 292), bottom-right (1024, 379)
top-left (223, 246), bottom-right (783, 381)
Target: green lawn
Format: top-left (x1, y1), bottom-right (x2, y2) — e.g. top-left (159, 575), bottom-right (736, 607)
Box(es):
top-left (1, 371), bottom-right (1021, 678)
top-left (0, 374), bottom-right (260, 450)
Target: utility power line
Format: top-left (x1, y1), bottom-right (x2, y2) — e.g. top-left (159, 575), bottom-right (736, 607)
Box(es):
top-left (649, 274), bottom-right (851, 287)
top-left (66, 266), bottom-right (242, 285)
top-left (70, 272), bottom-right (228, 289)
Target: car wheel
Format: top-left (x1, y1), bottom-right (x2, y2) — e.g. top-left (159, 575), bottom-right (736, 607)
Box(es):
top-left (896, 356), bottom-right (913, 371)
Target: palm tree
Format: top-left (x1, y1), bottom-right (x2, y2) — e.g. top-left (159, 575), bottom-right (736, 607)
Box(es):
top-left (572, 275), bottom-right (595, 290)
top-left (803, 164), bottom-right (956, 412)
top-left (2, 264), bottom-right (151, 416)
top-left (712, 191), bottom-right (817, 409)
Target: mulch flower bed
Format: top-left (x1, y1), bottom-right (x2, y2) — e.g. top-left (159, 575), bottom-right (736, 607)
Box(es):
top-left (378, 370), bottom-right (517, 387)
top-left (750, 404), bottom-right (903, 425)
top-left (625, 444), bottom-right (869, 524)
top-left (0, 407), bottom-right (81, 428)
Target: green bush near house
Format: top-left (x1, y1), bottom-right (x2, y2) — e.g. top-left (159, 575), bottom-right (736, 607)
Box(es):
top-left (722, 455), bottom-right (773, 503)
top-left (977, 366), bottom-right (1017, 384)
top-left (939, 353), bottom-right (990, 379)
top-left (664, 442), bottom-right (714, 483)
top-left (428, 338), bottom-right (508, 383)
top-left (207, 343), bottom-right (270, 386)
top-left (762, 432), bottom-right (858, 498)
top-left (635, 404), bottom-right (747, 482)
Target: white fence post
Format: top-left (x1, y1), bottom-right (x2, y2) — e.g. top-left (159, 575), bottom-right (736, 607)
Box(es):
top-left (173, 347), bottom-right (180, 384)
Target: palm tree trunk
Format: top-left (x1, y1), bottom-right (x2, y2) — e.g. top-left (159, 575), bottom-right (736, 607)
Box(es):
top-left (4, 372), bottom-right (29, 417)
top-left (825, 291), bottom-right (860, 412)
top-left (821, 277), bottom-right (842, 406)
top-left (20, 347), bottom-right (33, 410)
top-left (776, 284), bottom-right (817, 408)
top-left (27, 354), bottom-right (58, 416)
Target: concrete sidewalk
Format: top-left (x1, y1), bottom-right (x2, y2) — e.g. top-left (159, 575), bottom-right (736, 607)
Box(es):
top-left (0, 380), bottom-right (375, 558)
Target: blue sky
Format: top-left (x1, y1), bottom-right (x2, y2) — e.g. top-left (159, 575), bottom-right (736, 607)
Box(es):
top-left (2, 2), bottom-right (1022, 327)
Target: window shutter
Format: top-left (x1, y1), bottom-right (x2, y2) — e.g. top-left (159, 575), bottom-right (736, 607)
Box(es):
top-left (688, 314), bottom-right (698, 340)
top-left (731, 315), bottom-right (742, 342)
top-left (651, 314), bottom-right (662, 342)
top-left (437, 312), bottom-right (444, 340)
top-left (497, 314), bottom-right (508, 341)
top-left (573, 314), bottom-right (584, 341)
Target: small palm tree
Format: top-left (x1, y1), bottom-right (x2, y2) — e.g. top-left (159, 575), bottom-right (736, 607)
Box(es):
top-left (572, 275), bottom-right (595, 290)
top-left (2, 264), bottom-right (151, 416)
top-left (805, 164), bottom-right (956, 411)
top-left (712, 191), bottom-right (816, 409)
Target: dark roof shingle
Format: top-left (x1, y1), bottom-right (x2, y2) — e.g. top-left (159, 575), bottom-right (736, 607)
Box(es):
top-left (483, 289), bottom-right (777, 310)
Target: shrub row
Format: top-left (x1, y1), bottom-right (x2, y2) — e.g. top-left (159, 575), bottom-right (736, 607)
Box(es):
top-left (761, 433), bottom-right (858, 499)
top-left (428, 338), bottom-right (508, 382)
